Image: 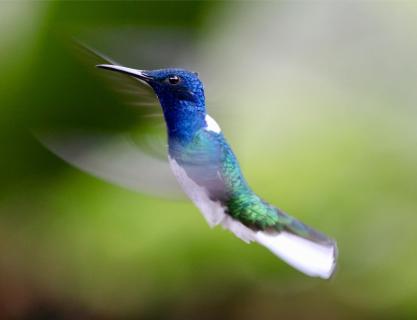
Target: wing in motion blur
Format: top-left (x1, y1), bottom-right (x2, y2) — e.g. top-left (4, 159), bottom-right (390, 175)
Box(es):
top-left (35, 43), bottom-right (184, 199)
top-left (37, 130), bottom-right (183, 198)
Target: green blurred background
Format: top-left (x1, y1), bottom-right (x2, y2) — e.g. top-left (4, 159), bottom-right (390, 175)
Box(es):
top-left (1, 1), bottom-right (417, 319)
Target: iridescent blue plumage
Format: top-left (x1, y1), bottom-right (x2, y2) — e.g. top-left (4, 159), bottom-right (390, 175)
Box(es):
top-left (96, 64), bottom-right (338, 279)
top-left (140, 68), bottom-right (206, 143)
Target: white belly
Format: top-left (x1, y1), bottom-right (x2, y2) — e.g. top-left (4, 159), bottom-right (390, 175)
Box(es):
top-left (168, 156), bottom-right (256, 243)
top-left (168, 156), bottom-right (225, 227)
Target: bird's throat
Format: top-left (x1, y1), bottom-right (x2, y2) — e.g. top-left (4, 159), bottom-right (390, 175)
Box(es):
top-left (162, 100), bottom-right (206, 144)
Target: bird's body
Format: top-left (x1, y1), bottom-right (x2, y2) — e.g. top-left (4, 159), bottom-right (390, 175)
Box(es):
top-left (92, 65), bottom-right (337, 278)
top-left (168, 114), bottom-right (270, 234)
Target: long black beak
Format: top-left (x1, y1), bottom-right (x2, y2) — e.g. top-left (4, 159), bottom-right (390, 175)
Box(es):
top-left (96, 64), bottom-right (153, 82)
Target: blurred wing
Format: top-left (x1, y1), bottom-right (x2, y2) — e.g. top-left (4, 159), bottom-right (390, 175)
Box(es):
top-left (35, 42), bottom-right (184, 199)
top-left (37, 130), bottom-right (184, 199)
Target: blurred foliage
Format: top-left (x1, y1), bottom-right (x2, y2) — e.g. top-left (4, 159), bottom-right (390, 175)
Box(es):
top-left (1, 1), bottom-right (417, 319)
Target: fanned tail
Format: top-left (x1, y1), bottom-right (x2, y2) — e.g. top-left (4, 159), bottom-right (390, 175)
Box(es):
top-left (255, 209), bottom-right (337, 279)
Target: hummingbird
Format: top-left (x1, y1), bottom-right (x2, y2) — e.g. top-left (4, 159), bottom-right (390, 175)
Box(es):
top-left (91, 64), bottom-right (338, 279)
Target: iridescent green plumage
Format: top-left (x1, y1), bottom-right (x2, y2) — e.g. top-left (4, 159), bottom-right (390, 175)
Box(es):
top-left (171, 128), bottom-right (332, 246)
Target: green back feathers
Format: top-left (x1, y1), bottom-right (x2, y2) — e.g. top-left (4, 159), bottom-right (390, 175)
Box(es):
top-left (226, 189), bottom-right (334, 246)
top-left (175, 128), bottom-right (334, 247)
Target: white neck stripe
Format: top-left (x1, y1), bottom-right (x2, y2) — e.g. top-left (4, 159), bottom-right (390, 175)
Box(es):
top-left (205, 114), bottom-right (221, 133)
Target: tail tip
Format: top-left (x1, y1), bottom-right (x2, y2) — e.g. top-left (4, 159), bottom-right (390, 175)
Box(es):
top-left (256, 231), bottom-right (338, 279)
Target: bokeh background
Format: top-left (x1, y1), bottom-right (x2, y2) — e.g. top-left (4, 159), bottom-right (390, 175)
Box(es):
top-left (1, 1), bottom-right (417, 319)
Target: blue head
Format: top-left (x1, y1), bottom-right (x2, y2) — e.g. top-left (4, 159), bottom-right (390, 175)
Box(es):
top-left (97, 65), bottom-right (206, 141)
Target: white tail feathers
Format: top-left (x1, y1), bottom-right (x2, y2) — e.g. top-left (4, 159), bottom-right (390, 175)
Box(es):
top-left (255, 231), bottom-right (337, 279)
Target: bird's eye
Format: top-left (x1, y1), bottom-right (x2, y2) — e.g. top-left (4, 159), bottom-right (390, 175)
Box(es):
top-left (167, 75), bottom-right (180, 85)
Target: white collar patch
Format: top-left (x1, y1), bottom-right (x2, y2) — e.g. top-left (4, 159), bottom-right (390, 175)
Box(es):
top-left (205, 114), bottom-right (221, 133)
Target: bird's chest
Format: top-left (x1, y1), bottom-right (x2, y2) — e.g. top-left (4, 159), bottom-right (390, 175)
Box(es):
top-left (168, 155), bottom-right (226, 228)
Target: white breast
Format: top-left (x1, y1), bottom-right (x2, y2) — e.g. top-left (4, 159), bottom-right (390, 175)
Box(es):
top-left (168, 156), bottom-right (225, 227)
top-left (168, 156), bottom-right (256, 243)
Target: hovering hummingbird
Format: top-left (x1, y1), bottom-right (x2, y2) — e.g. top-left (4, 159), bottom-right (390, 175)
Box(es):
top-left (86, 64), bottom-right (337, 279)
